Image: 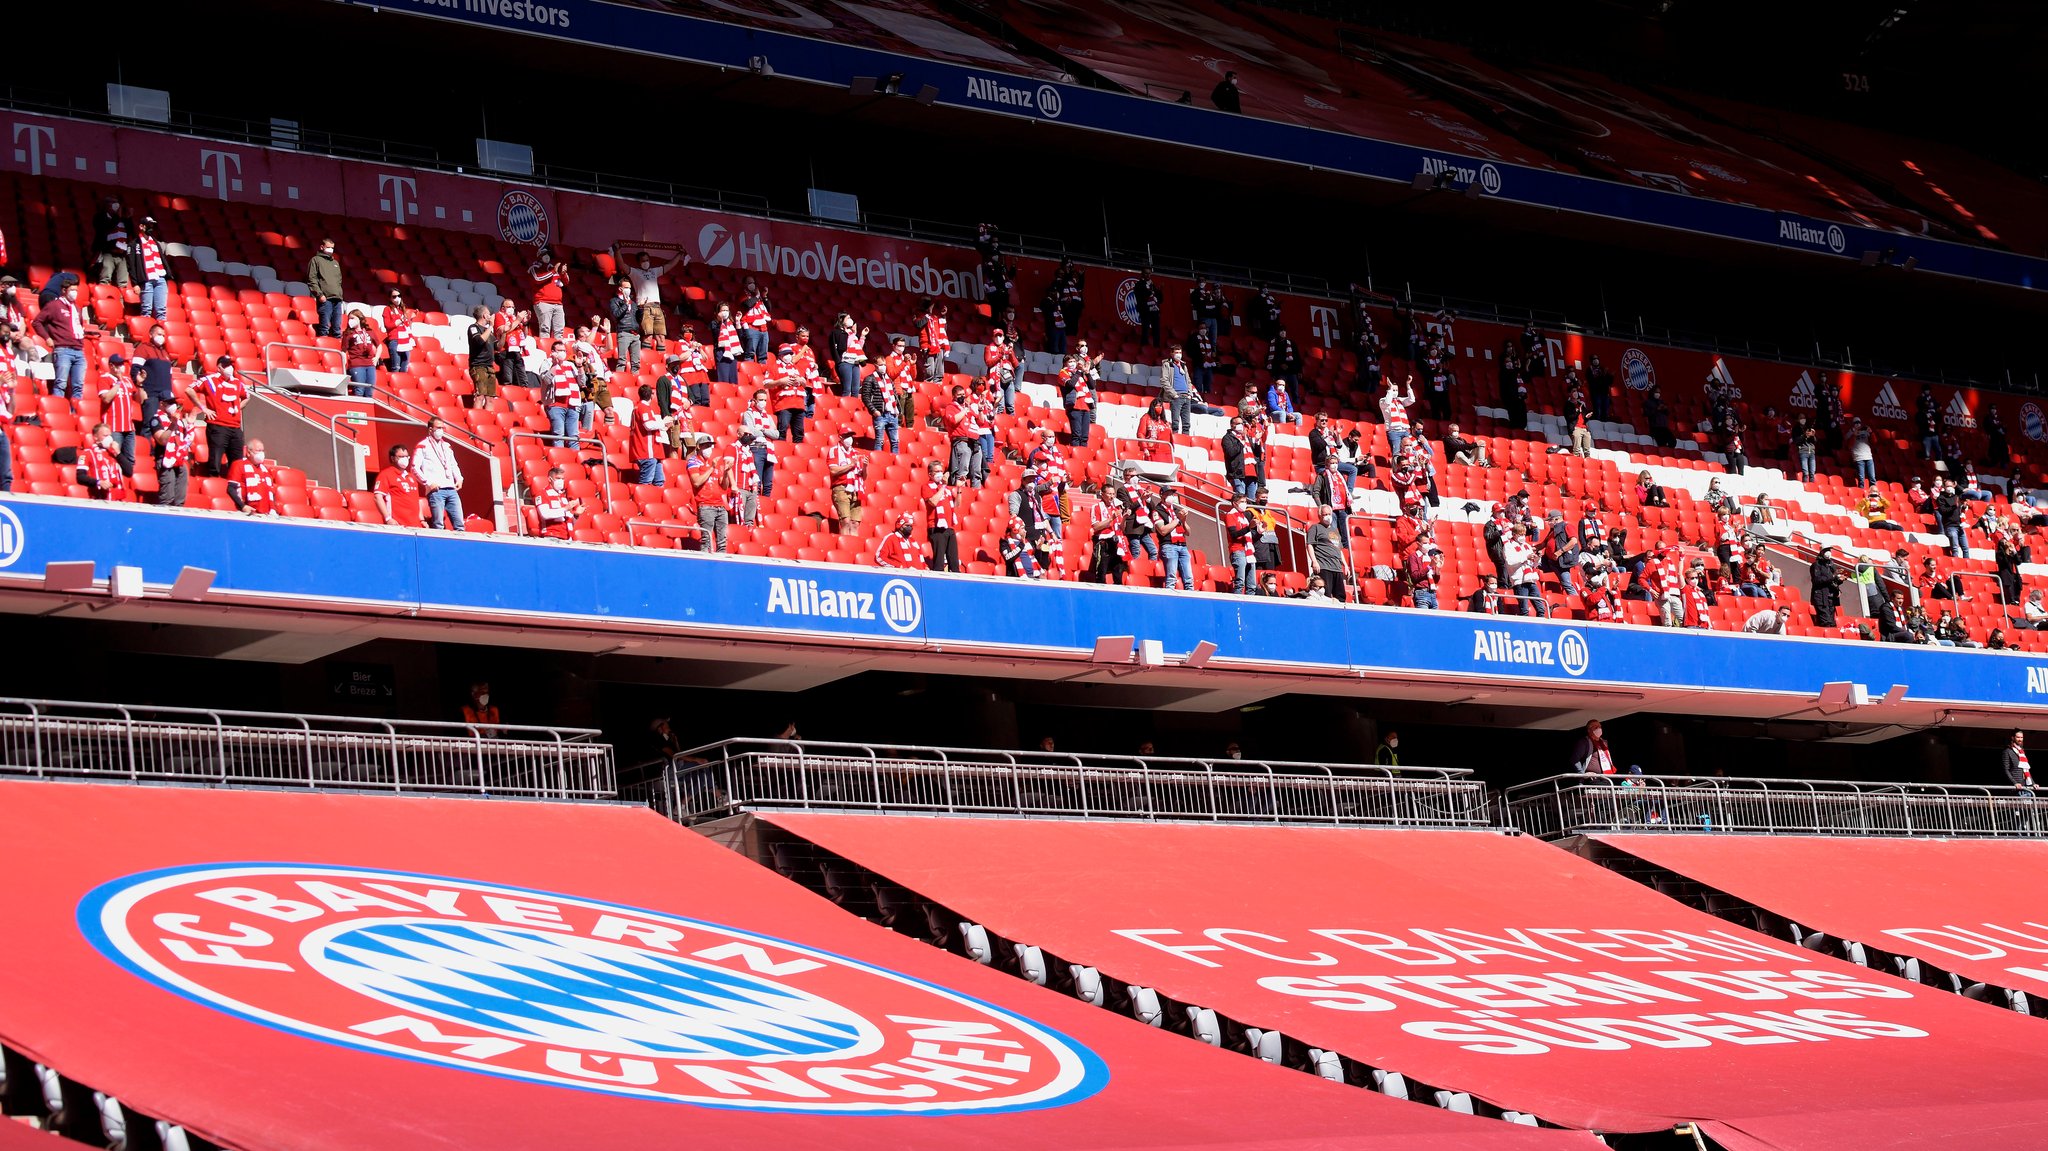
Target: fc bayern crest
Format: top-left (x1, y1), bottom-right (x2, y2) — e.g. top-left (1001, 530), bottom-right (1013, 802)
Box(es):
top-left (80, 864), bottom-right (1105, 1114)
top-left (1619, 347), bottom-right (1657, 392)
top-left (498, 190), bottom-right (550, 246)
top-left (1111, 277), bottom-right (1141, 327)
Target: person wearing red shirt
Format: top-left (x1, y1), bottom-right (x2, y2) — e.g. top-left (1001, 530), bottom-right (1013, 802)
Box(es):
top-left (1223, 494), bottom-right (1255, 594)
top-left (791, 325), bottom-right (825, 423)
top-left (1088, 489), bottom-right (1129, 586)
top-left (1061, 346), bottom-right (1099, 448)
top-left (923, 459), bottom-right (961, 573)
top-left (150, 400), bottom-right (199, 507)
top-left (78, 423), bottom-right (127, 501)
top-left (828, 427), bottom-right (867, 535)
top-left (918, 301), bottom-right (950, 382)
top-left (382, 290), bottom-right (418, 374)
top-left (629, 384), bottom-right (671, 486)
top-left (226, 439), bottom-right (283, 515)
top-left (1136, 398), bottom-right (1174, 466)
top-left (984, 328), bottom-right (1020, 414)
top-left (530, 246), bottom-right (568, 340)
top-left (544, 345), bottom-right (582, 449)
top-left (739, 279), bottom-right (772, 363)
top-left (683, 434), bottom-right (732, 553)
top-left (97, 352), bottom-right (142, 477)
top-left (183, 356), bottom-right (248, 476)
top-left (883, 336), bottom-right (919, 427)
top-left (876, 514), bottom-right (925, 569)
top-left (534, 465), bottom-right (585, 540)
top-left (939, 384), bottom-right (978, 486)
top-left (374, 443), bottom-right (425, 528)
top-left (769, 344), bottom-right (809, 444)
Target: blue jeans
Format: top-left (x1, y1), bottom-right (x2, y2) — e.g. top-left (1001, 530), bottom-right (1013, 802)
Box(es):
top-left (752, 443), bottom-right (774, 498)
top-left (1231, 475), bottom-right (1256, 498)
top-left (998, 375), bottom-right (1018, 414)
top-left (316, 296), bottom-right (342, 335)
top-left (875, 411), bottom-right (900, 454)
top-left (690, 381), bottom-right (710, 407)
top-left (51, 347), bottom-right (84, 400)
top-left (1797, 446), bottom-right (1817, 479)
top-left (978, 433), bottom-right (995, 486)
top-left (1854, 458), bottom-right (1876, 484)
top-left (1414, 587), bottom-right (1438, 610)
top-left (348, 366), bottom-right (376, 397)
top-left (776, 408), bottom-right (805, 444)
top-left (1130, 533), bottom-right (1158, 560)
top-left (1168, 391), bottom-right (1191, 433)
top-left (1068, 408), bottom-right (1092, 447)
top-left (1161, 542), bottom-right (1192, 590)
top-left (548, 405), bottom-right (581, 448)
top-left (1513, 581), bottom-right (1548, 617)
top-left (837, 361), bottom-right (861, 397)
top-left (1337, 461), bottom-right (1358, 488)
top-left (426, 488), bottom-right (462, 530)
top-left (1232, 552), bottom-right (1254, 594)
top-left (1944, 524), bottom-right (1967, 556)
top-left (390, 347), bottom-right (411, 374)
top-left (741, 329), bottom-right (768, 362)
top-left (637, 458), bottom-right (665, 486)
top-left (0, 426), bottom-right (11, 492)
top-left (142, 278), bottom-right (170, 321)
top-left (1387, 427), bottom-right (1408, 461)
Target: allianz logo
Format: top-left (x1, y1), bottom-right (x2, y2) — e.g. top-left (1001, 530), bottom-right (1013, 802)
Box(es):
top-left (1472, 627), bottom-right (1590, 677)
top-left (766, 576), bottom-right (922, 634)
top-left (1779, 219), bottom-right (1847, 254)
top-left (965, 77), bottom-right (1062, 118)
top-left (2027, 667), bottom-right (2048, 694)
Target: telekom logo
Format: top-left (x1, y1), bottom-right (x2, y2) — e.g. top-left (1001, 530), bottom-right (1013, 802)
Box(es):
top-left (10, 124), bottom-right (55, 176)
top-left (1308, 305), bottom-right (1339, 349)
top-left (199, 150), bottom-right (244, 199)
top-left (378, 174), bottom-right (419, 223)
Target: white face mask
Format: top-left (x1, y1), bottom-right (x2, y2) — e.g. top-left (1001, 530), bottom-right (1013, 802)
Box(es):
top-left (476, 694), bottom-right (490, 707)
top-left (433, 428), bottom-right (447, 439)
top-left (552, 479), bottom-right (566, 492)
top-left (251, 451), bottom-right (266, 463)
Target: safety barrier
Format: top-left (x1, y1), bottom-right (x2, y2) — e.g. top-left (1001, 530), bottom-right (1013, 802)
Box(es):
top-left (641, 737), bottom-right (1489, 827)
top-left (1504, 772), bottom-right (2041, 839)
top-left (0, 697), bottom-right (615, 798)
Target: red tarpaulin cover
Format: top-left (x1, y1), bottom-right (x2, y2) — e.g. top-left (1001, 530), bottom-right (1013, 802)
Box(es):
top-left (770, 815), bottom-right (2048, 1150)
top-left (0, 782), bottom-right (1596, 1151)
top-left (0, 1123), bottom-right (95, 1150)
top-left (1598, 834), bottom-right (2048, 1000)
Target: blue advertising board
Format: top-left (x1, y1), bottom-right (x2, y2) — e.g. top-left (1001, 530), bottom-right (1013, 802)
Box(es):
top-left (336, 0), bottom-right (2042, 294)
top-left (4, 497), bottom-right (2043, 711)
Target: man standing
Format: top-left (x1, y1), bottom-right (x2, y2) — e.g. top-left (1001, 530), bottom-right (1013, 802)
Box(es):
top-left (130, 217), bottom-right (171, 322)
top-left (96, 353), bottom-right (141, 478)
top-left (924, 459), bottom-right (960, 574)
top-left (1160, 344), bottom-right (1195, 434)
top-left (630, 384), bottom-right (670, 486)
top-left (1211, 70), bottom-right (1241, 113)
top-left (530, 247), bottom-right (568, 341)
top-left (151, 399), bottom-right (198, 507)
top-left (2005, 730), bottom-right (2033, 797)
top-left (919, 301), bottom-right (950, 382)
top-left (1379, 374), bottom-right (1418, 460)
top-left (307, 238), bottom-right (345, 337)
top-left (624, 248), bottom-right (686, 354)
top-left (1132, 270), bottom-right (1163, 346)
top-left (226, 439), bottom-right (282, 515)
top-left (941, 384), bottom-right (978, 486)
top-left (544, 344), bottom-right (582, 448)
top-left (683, 434), bottom-right (732, 553)
top-left (1571, 721), bottom-right (1617, 775)
top-left (374, 443), bottom-right (425, 527)
top-left (1224, 494), bottom-right (1255, 594)
top-left (90, 197), bottom-right (130, 286)
top-left (1266, 328), bottom-right (1302, 409)
top-left (1061, 347), bottom-right (1099, 448)
top-left (1311, 506), bottom-right (1348, 603)
top-left (185, 356), bottom-right (248, 475)
top-left (465, 305), bottom-right (498, 410)
top-left (607, 281), bottom-right (642, 371)
top-left (828, 427), bottom-right (866, 536)
top-left (31, 278), bottom-right (88, 403)
top-left (413, 418), bottom-right (465, 531)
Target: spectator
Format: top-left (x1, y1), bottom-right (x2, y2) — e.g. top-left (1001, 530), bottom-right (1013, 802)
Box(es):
top-left (532, 464), bottom-right (586, 540)
top-left (382, 290), bottom-right (417, 375)
top-left (1641, 386), bottom-right (1672, 449)
top-left (1223, 494), bottom-right (1255, 594)
top-left (728, 430), bottom-right (762, 528)
top-left (496, 309), bottom-right (535, 394)
top-left (1255, 570), bottom-right (1283, 597)
top-left (90, 197), bottom-right (130, 285)
top-left (1221, 417), bottom-right (1251, 498)
top-left (1934, 611), bottom-right (1979, 648)
top-left (984, 328), bottom-right (1020, 414)
top-left (1299, 505), bottom-right (1344, 602)
top-left (1846, 418), bottom-right (1875, 484)
top-left (1995, 528), bottom-right (2027, 604)
top-left (1211, 71), bottom-right (1241, 113)
top-left (1933, 479), bottom-right (1968, 557)
top-left (1876, 591), bottom-right (1917, 643)
top-left (1374, 731), bottom-right (1400, 768)
top-left (1123, 480), bottom-right (1159, 560)
top-left (1088, 489), bottom-right (1128, 586)
top-left (30, 277), bottom-right (88, 403)
top-left (924, 459), bottom-right (961, 574)
top-left (2006, 730), bottom-right (2033, 796)
top-left (1790, 415), bottom-right (1819, 482)
top-left (1857, 485), bottom-right (1903, 532)
top-left (1635, 470), bottom-right (1668, 508)
top-left (340, 310), bottom-right (381, 398)
top-left (413, 418), bottom-right (465, 531)
top-left (1157, 492), bottom-right (1193, 591)
top-left (1502, 523), bottom-right (1546, 617)
top-left (607, 281), bottom-right (641, 371)
top-left (1266, 378), bottom-right (1300, 424)
top-left (1266, 328), bottom-right (1302, 404)
top-left (543, 343), bottom-right (582, 448)
top-left (1405, 540), bottom-right (1443, 611)
top-left (969, 379), bottom-right (997, 489)
top-left (630, 384), bottom-right (670, 486)
top-left (306, 237), bottom-right (344, 337)
top-left (125, 216), bottom-right (170, 323)
top-left (78, 423), bottom-right (126, 500)
top-left (95, 353), bottom-right (141, 477)
top-left (2024, 590), bottom-right (2048, 630)
top-left (150, 399), bottom-right (199, 507)
top-left (1379, 374), bottom-right (1418, 460)
top-left (827, 427), bottom-right (866, 536)
top-left (1439, 421), bottom-right (1491, 468)
top-left (918, 300), bottom-right (950, 382)
top-left (876, 513), bottom-right (924, 569)
top-left (1571, 720), bottom-right (1617, 774)
top-left (1919, 556), bottom-right (1968, 602)
top-left (225, 439), bottom-right (282, 515)
top-left (683, 433), bottom-right (732, 553)
top-left (1566, 382), bottom-right (1594, 457)
top-left (461, 682), bottom-right (501, 735)
top-left (1062, 346), bottom-right (1100, 448)
top-left (711, 302), bottom-right (744, 385)
top-left (129, 324), bottom-right (176, 432)
top-left (1134, 397), bottom-right (1176, 467)
top-left (1132, 270), bottom-right (1163, 346)
top-left (624, 248), bottom-right (686, 354)
top-left (1586, 355), bottom-right (1614, 422)
top-left (1467, 573), bottom-right (1505, 614)
top-left (1987, 628), bottom-right (2012, 650)
top-left (1000, 517), bottom-right (1041, 579)
top-left (1985, 407), bottom-right (2010, 468)
top-left (766, 344), bottom-right (808, 445)
top-left (374, 443), bottom-right (425, 527)
top-left (530, 247), bottom-right (568, 340)
top-left (184, 356), bottom-right (249, 476)
top-left (1743, 605), bottom-right (1791, 634)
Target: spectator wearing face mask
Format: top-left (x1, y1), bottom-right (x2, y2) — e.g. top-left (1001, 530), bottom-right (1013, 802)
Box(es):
top-left (78, 422), bottom-right (127, 501)
top-left (413, 418), bottom-right (465, 530)
top-left (341, 310), bottom-right (381, 398)
top-left (876, 513), bottom-right (924, 569)
top-left (1375, 731), bottom-right (1400, 768)
top-left (226, 439), bottom-right (282, 515)
top-left (306, 237), bottom-right (345, 337)
top-left (184, 356), bottom-right (249, 475)
top-left (1572, 720), bottom-right (1617, 774)
top-left (374, 443), bottom-right (425, 528)
top-left (534, 465), bottom-right (586, 540)
top-left (462, 682), bottom-right (501, 735)
top-left (150, 399), bottom-right (199, 507)
top-left (31, 277), bottom-right (88, 403)
top-left (130, 216), bottom-right (171, 323)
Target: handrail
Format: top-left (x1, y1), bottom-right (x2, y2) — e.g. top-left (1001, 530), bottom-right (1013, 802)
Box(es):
top-left (1503, 772), bottom-right (2042, 840)
top-left (0, 696), bottom-right (615, 799)
top-left (647, 736), bottom-right (1485, 828)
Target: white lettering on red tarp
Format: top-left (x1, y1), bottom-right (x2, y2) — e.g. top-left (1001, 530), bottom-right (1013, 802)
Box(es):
top-left (1114, 926), bottom-right (1929, 1054)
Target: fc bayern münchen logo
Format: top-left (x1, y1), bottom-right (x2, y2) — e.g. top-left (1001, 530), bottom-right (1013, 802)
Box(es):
top-left (498, 190), bottom-right (549, 246)
top-left (80, 864), bottom-right (1105, 1113)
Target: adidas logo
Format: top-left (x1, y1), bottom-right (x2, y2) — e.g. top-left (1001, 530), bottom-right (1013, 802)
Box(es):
top-left (1945, 392), bottom-right (1978, 429)
top-left (1870, 381), bottom-right (1908, 421)
top-left (1789, 371), bottom-right (1817, 410)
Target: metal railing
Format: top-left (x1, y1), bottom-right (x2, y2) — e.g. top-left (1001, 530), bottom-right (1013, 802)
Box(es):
top-left (642, 738), bottom-right (1490, 827)
top-left (1504, 773), bottom-right (2043, 840)
top-left (0, 698), bottom-right (615, 799)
